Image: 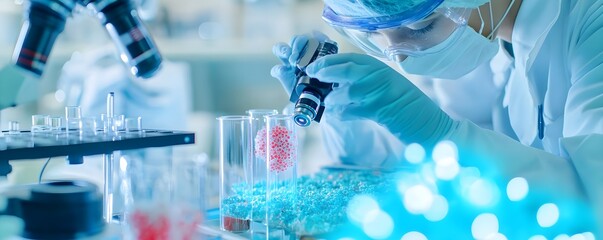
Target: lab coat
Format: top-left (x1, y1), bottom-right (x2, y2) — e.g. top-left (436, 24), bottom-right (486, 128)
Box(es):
top-left (320, 0), bottom-right (603, 231)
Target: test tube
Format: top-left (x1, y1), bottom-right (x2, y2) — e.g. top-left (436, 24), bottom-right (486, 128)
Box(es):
top-left (8, 121), bottom-right (20, 135)
top-left (80, 117), bottom-right (98, 136)
top-left (125, 117), bottom-right (142, 132)
top-left (265, 114), bottom-right (298, 238)
top-left (246, 109), bottom-right (278, 223)
top-left (114, 115), bottom-right (125, 131)
top-left (65, 106), bottom-right (82, 132)
top-left (49, 116), bottom-right (63, 132)
top-left (218, 116), bottom-right (253, 233)
top-left (31, 115), bottom-right (50, 133)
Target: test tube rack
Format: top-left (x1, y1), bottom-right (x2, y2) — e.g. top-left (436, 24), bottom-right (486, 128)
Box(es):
top-left (0, 129), bottom-right (195, 222)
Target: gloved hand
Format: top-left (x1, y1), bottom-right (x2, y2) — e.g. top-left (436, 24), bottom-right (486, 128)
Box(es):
top-left (271, 34), bottom-right (406, 168)
top-left (270, 32), bottom-right (330, 97)
top-left (305, 53), bottom-right (457, 146)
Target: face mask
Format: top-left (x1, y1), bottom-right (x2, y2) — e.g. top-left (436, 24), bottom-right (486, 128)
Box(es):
top-left (398, 25), bottom-right (498, 79)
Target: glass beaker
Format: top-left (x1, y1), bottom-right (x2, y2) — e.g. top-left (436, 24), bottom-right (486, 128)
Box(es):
top-left (265, 114), bottom-right (298, 239)
top-left (218, 115), bottom-right (253, 233)
top-left (31, 114), bottom-right (50, 133)
top-left (65, 106), bottom-right (82, 132)
top-left (247, 109), bottom-right (278, 222)
top-left (125, 117), bottom-right (142, 132)
top-left (49, 116), bottom-right (63, 133)
top-left (120, 149), bottom-right (205, 240)
top-left (8, 121), bottom-right (20, 134)
top-left (80, 117), bottom-right (98, 137)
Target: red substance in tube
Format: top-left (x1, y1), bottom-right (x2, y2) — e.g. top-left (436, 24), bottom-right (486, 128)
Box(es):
top-left (268, 125), bottom-right (296, 173)
top-left (130, 208), bottom-right (203, 240)
top-left (254, 127), bottom-right (267, 160)
top-left (223, 216), bottom-right (250, 232)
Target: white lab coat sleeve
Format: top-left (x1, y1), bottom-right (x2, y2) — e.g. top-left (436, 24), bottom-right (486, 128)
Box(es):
top-left (320, 115), bottom-right (405, 168)
top-left (561, 4), bottom-right (603, 231)
top-left (560, 135), bottom-right (603, 232)
top-left (446, 120), bottom-right (586, 200)
top-left (564, 1), bottom-right (603, 138)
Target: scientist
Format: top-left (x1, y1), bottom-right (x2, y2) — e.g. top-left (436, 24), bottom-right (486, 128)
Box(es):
top-left (272, 0), bottom-right (603, 230)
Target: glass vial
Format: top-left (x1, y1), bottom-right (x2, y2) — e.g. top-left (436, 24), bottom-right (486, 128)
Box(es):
top-left (265, 114), bottom-right (298, 239)
top-left (31, 115), bottom-right (50, 133)
top-left (65, 106), bottom-right (82, 132)
top-left (125, 117), bottom-right (142, 132)
top-left (218, 116), bottom-right (253, 233)
top-left (246, 109), bottom-right (278, 223)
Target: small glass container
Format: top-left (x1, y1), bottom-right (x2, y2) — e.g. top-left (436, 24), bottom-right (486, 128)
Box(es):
top-left (120, 151), bottom-right (206, 240)
top-left (246, 109), bottom-right (278, 223)
top-left (31, 115), bottom-right (50, 133)
top-left (125, 117), bottom-right (142, 132)
top-left (217, 115), bottom-right (253, 233)
top-left (8, 121), bottom-right (20, 135)
top-left (265, 114), bottom-right (298, 238)
top-left (49, 116), bottom-right (63, 132)
top-left (65, 106), bottom-right (82, 132)
top-left (80, 117), bottom-right (98, 136)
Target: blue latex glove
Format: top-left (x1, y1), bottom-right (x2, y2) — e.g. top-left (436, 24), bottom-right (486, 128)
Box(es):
top-left (271, 33), bottom-right (406, 168)
top-left (306, 53), bottom-right (457, 146)
top-left (270, 32), bottom-right (330, 97)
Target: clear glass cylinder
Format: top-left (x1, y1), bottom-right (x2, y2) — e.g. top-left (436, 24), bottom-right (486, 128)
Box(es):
top-left (218, 115), bottom-right (253, 233)
top-left (125, 117), bottom-right (142, 132)
top-left (49, 116), bottom-right (63, 132)
top-left (170, 154), bottom-right (207, 239)
top-left (114, 115), bottom-right (126, 131)
top-left (8, 121), bottom-right (20, 134)
top-left (80, 117), bottom-right (98, 136)
top-left (120, 150), bottom-right (170, 239)
top-left (246, 109), bottom-right (278, 223)
top-left (265, 114), bottom-right (298, 238)
top-left (65, 106), bottom-right (81, 132)
top-left (31, 114), bottom-right (50, 133)
top-left (120, 148), bottom-right (205, 240)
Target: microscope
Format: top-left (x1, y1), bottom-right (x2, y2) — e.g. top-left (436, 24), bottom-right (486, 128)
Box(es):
top-left (0, 0), bottom-right (163, 110)
top-left (289, 38), bottom-right (339, 127)
top-left (0, 1), bottom-right (167, 238)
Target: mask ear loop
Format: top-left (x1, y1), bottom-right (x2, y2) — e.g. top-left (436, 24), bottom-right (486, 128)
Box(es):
top-left (487, 0), bottom-right (516, 40)
top-left (477, 6), bottom-right (486, 35)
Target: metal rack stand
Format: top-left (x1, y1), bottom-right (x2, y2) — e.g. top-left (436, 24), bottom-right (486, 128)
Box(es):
top-left (0, 129), bottom-right (195, 222)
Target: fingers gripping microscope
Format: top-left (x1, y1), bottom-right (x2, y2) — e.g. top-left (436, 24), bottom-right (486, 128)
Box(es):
top-left (0, 0), bottom-right (163, 110)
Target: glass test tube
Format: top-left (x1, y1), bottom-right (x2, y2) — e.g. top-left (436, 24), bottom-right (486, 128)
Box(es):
top-left (114, 115), bottom-right (125, 131)
top-left (80, 117), bottom-right (98, 136)
top-left (125, 117), bottom-right (142, 132)
top-left (170, 155), bottom-right (206, 239)
top-left (8, 121), bottom-right (20, 134)
top-left (31, 115), bottom-right (50, 132)
top-left (49, 116), bottom-right (63, 132)
top-left (265, 114), bottom-right (298, 238)
top-left (247, 109), bottom-right (278, 223)
top-left (218, 116), bottom-right (253, 233)
top-left (120, 150), bottom-right (205, 240)
top-left (65, 106), bottom-right (81, 132)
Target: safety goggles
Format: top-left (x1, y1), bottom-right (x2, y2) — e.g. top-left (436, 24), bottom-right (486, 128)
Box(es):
top-left (322, 0), bottom-right (472, 61)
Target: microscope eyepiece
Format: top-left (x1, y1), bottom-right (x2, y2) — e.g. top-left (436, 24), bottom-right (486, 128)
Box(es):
top-left (13, 0), bottom-right (76, 76)
top-left (13, 0), bottom-right (162, 78)
top-left (89, 0), bottom-right (162, 78)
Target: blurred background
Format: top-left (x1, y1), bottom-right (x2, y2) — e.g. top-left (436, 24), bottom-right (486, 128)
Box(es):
top-left (0, 0), bottom-right (369, 182)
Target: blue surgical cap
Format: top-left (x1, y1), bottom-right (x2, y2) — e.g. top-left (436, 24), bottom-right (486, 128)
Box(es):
top-left (323, 0), bottom-right (490, 17)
